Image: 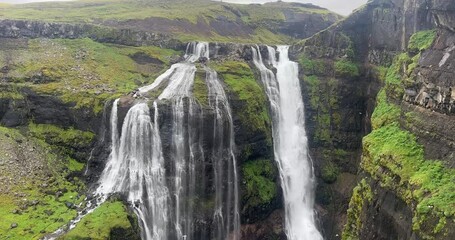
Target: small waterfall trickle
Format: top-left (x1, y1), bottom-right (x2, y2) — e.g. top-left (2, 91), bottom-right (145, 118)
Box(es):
top-left (252, 45), bottom-right (323, 240)
top-left (205, 67), bottom-right (240, 240)
top-left (96, 42), bottom-right (240, 240)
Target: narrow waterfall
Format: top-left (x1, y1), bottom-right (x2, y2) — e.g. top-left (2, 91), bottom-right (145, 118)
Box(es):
top-left (96, 42), bottom-right (239, 240)
top-left (205, 67), bottom-right (240, 239)
top-left (252, 45), bottom-right (323, 240)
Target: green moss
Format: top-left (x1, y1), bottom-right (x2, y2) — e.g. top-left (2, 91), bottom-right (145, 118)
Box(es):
top-left (304, 75), bottom-right (320, 109)
top-left (193, 69), bottom-right (209, 107)
top-left (0, 85), bottom-right (24, 100)
top-left (242, 159), bottom-right (278, 208)
top-left (342, 179), bottom-right (373, 240)
top-left (303, 75), bottom-right (341, 144)
top-left (361, 123), bottom-right (455, 237)
top-left (0, 126), bottom-right (84, 239)
top-left (371, 89), bottom-right (401, 129)
top-left (407, 53), bottom-right (421, 76)
top-left (408, 30), bottom-right (437, 52)
top-left (212, 61), bottom-right (270, 139)
top-left (321, 161), bottom-right (339, 183)
top-left (61, 201), bottom-right (138, 240)
top-left (67, 158), bottom-right (85, 172)
top-left (29, 123), bottom-right (95, 149)
top-left (299, 55), bottom-right (330, 76)
top-left (374, 66), bottom-right (388, 83)
top-left (384, 53), bottom-right (410, 99)
top-left (334, 59), bottom-right (359, 78)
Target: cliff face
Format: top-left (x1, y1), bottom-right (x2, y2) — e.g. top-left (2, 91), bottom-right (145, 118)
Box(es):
top-left (291, 0), bottom-right (455, 239)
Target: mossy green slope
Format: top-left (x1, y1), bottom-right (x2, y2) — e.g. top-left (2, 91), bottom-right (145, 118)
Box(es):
top-left (0, 126), bottom-right (84, 239)
top-left (0, 37), bottom-right (179, 113)
top-left (60, 200), bottom-right (139, 240)
top-left (242, 158), bottom-right (278, 208)
top-left (29, 123), bottom-right (95, 150)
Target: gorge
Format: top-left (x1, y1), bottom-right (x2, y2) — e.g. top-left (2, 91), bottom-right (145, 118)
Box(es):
top-left (0, 0), bottom-right (454, 240)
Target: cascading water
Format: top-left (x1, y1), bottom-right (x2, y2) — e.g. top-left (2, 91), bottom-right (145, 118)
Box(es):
top-left (97, 101), bottom-right (169, 240)
top-left (205, 67), bottom-right (240, 239)
top-left (96, 42), bottom-right (239, 240)
top-left (252, 45), bottom-right (323, 240)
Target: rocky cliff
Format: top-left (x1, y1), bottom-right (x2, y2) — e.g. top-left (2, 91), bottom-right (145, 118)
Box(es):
top-left (290, 0), bottom-right (455, 239)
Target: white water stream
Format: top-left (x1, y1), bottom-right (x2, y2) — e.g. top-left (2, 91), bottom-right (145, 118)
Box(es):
top-left (252, 45), bottom-right (323, 240)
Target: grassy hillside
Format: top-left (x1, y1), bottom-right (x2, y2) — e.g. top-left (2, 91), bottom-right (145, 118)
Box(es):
top-left (0, 0), bottom-right (341, 43)
top-left (0, 37), bottom-right (180, 113)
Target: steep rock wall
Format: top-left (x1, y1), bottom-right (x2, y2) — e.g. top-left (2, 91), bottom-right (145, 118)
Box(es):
top-left (290, 0), bottom-right (455, 239)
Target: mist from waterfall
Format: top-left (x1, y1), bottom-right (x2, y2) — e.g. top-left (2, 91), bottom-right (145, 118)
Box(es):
top-left (252, 45), bottom-right (323, 240)
top-left (96, 42), bottom-right (239, 240)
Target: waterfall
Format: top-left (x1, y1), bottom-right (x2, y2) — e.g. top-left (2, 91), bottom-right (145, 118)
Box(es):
top-left (96, 42), bottom-right (239, 240)
top-left (252, 45), bottom-right (323, 240)
top-left (97, 101), bottom-right (169, 240)
top-left (205, 67), bottom-right (240, 239)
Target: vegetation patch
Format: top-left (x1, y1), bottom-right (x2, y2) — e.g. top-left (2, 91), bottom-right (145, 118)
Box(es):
top-left (384, 53), bottom-right (409, 99)
top-left (0, 85), bottom-right (24, 100)
top-left (370, 89), bottom-right (401, 129)
top-left (61, 200), bottom-right (138, 240)
top-left (321, 161), bottom-right (340, 183)
top-left (303, 75), bottom-right (340, 144)
top-left (408, 30), bottom-right (437, 52)
top-left (299, 55), bottom-right (331, 76)
top-left (212, 60), bottom-right (271, 139)
top-left (193, 68), bottom-right (209, 107)
top-left (342, 179), bottom-right (373, 240)
top-left (242, 158), bottom-right (278, 208)
top-left (362, 122), bottom-right (455, 237)
top-left (334, 59), bottom-right (359, 78)
top-left (29, 123), bottom-right (95, 150)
